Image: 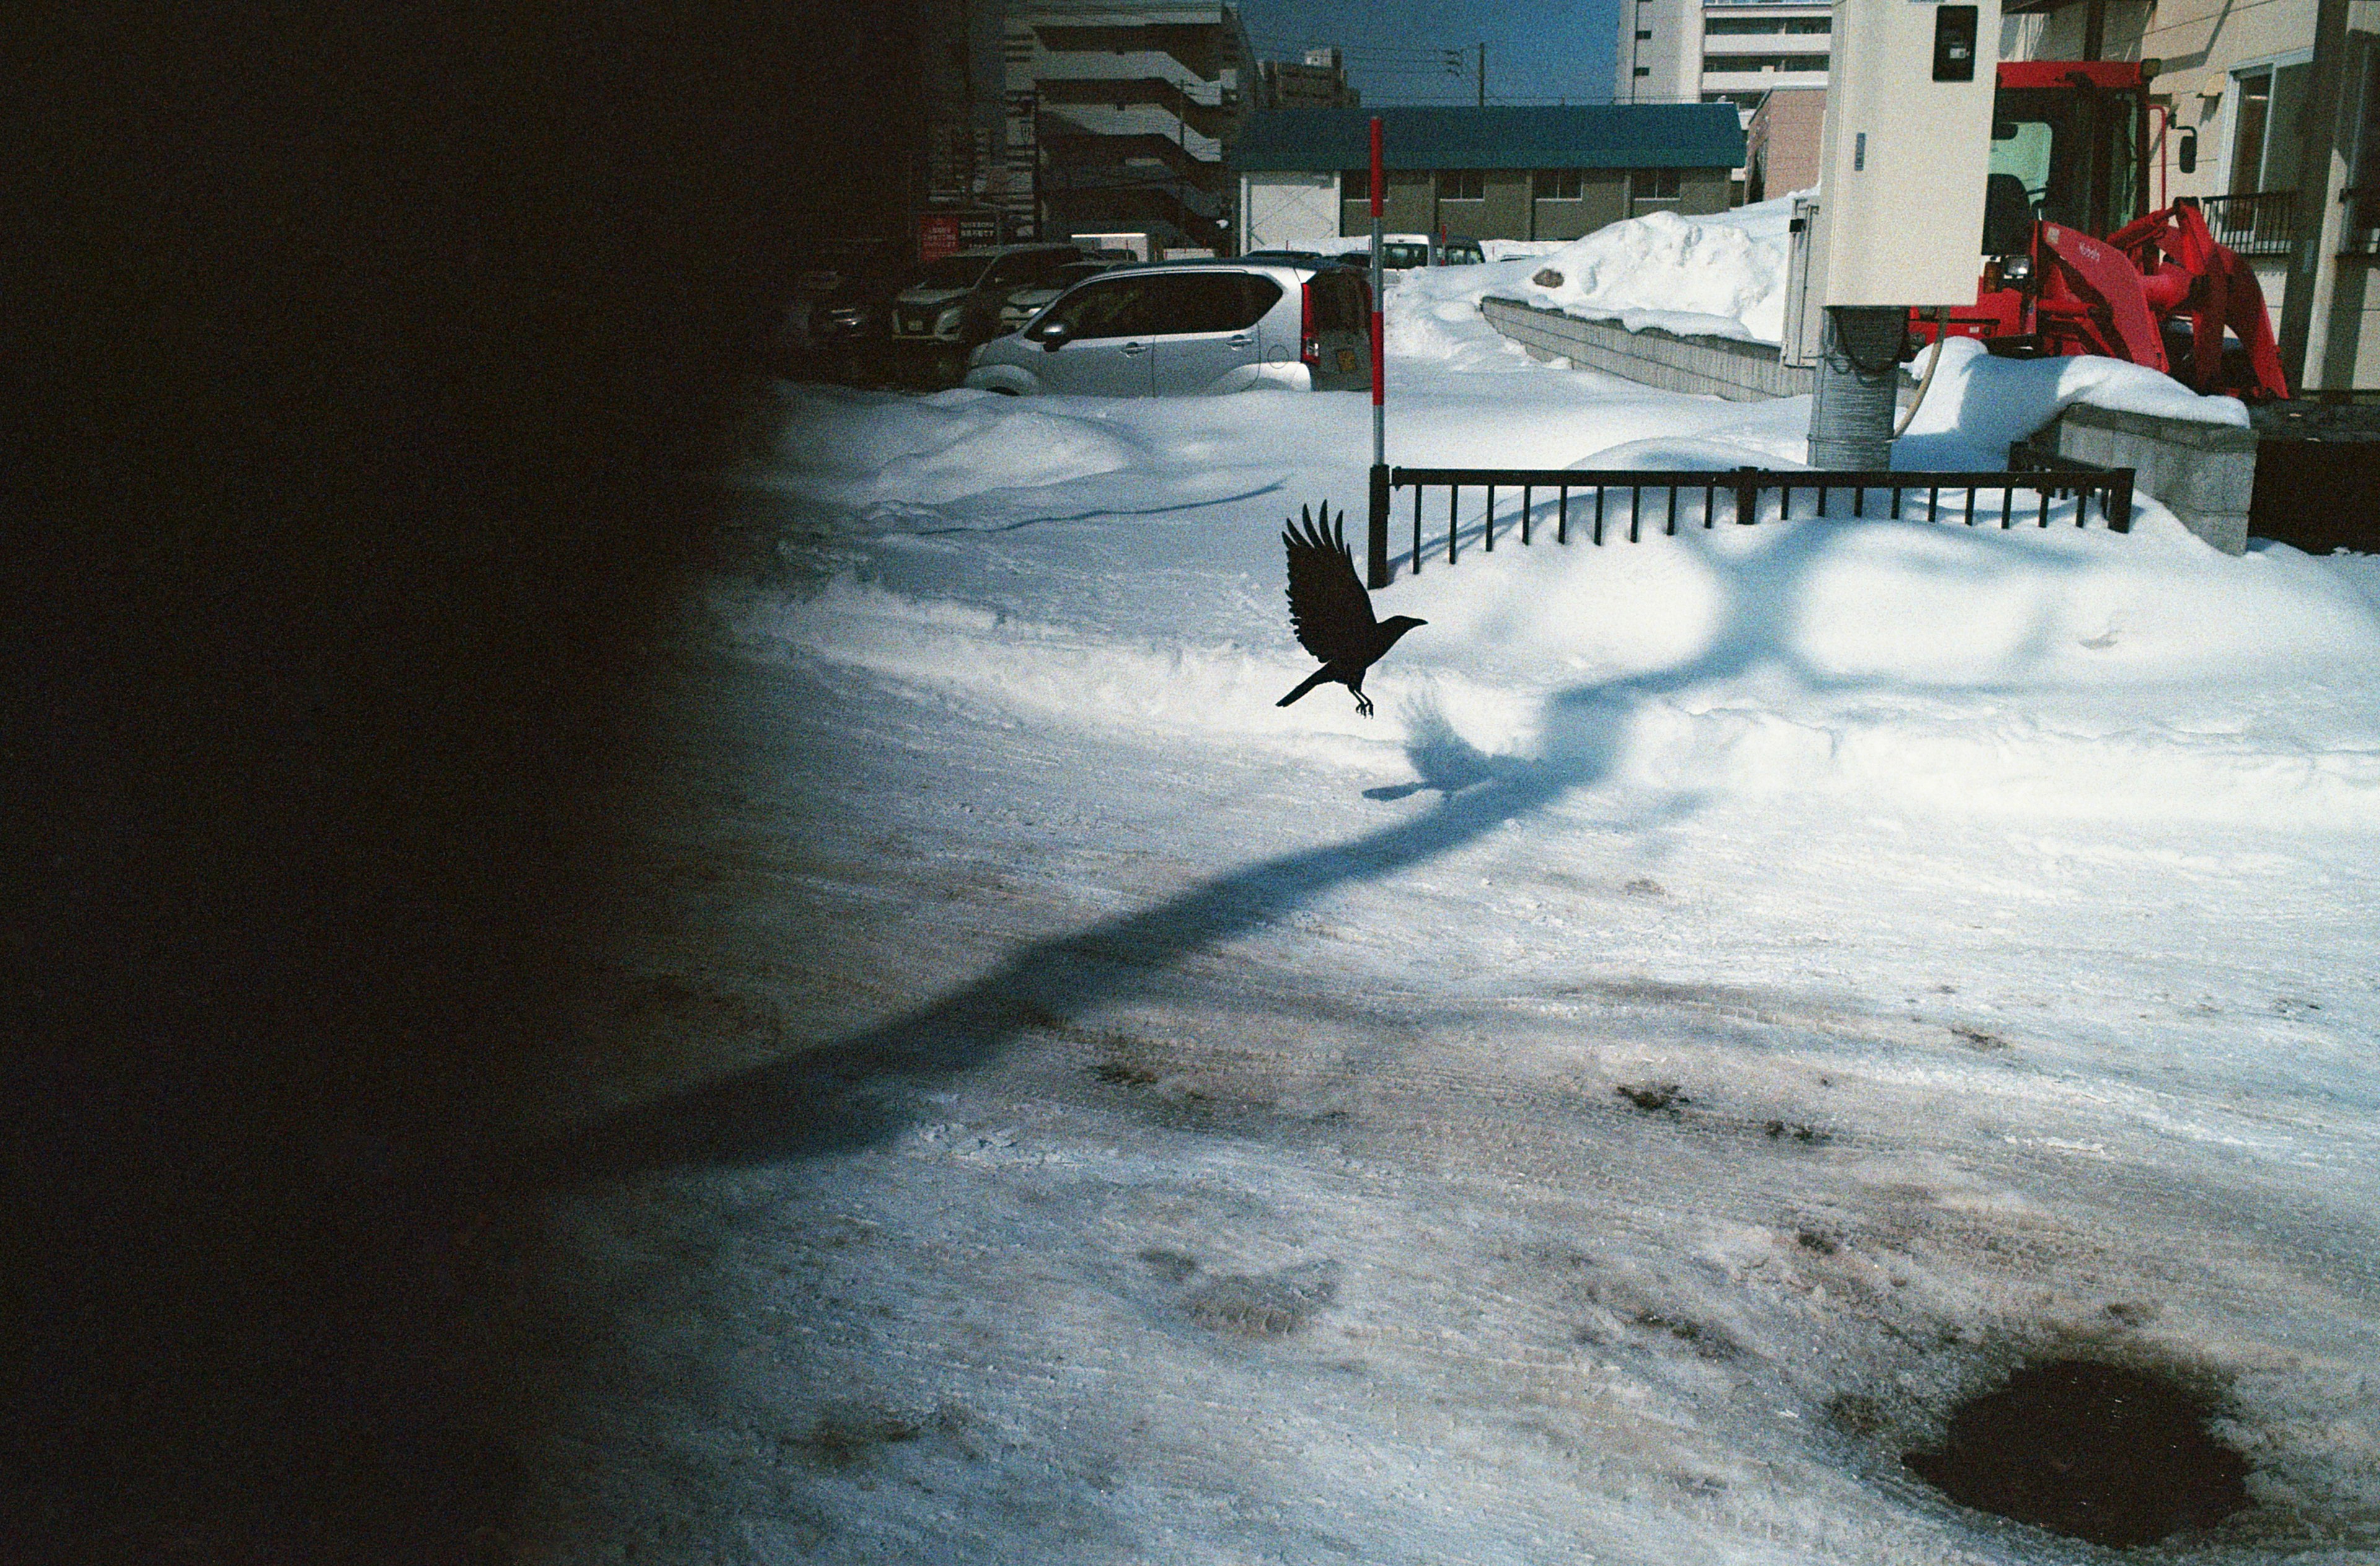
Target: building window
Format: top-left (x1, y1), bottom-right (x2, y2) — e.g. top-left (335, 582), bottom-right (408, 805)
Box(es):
top-left (1342, 168), bottom-right (1369, 201)
top-left (1633, 65), bottom-right (1650, 77)
top-left (1629, 169), bottom-right (1681, 201)
top-left (2229, 61), bottom-right (2310, 195)
top-left (1533, 169), bottom-right (1584, 200)
top-left (1436, 169), bottom-right (1484, 201)
top-left (1705, 15), bottom-right (1830, 34)
top-left (1701, 53), bottom-right (1830, 74)
top-left (1636, 28), bottom-right (1652, 40)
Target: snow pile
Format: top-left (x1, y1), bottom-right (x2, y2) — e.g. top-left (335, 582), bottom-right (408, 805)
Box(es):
top-left (1395, 195), bottom-right (1800, 346)
top-left (729, 374), bottom-right (2380, 834)
top-left (1897, 337), bottom-right (2248, 462)
top-left (1393, 197), bottom-right (2250, 436)
top-left (760, 383), bottom-right (1145, 506)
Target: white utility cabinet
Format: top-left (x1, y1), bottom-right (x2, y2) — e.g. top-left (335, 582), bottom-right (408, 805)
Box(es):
top-left (1810, 0), bottom-right (2004, 308)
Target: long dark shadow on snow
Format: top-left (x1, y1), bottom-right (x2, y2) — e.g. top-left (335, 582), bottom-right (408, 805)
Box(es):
top-left (536, 516), bottom-right (2086, 1185)
top-left (911, 479), bottom-right (1285, 534)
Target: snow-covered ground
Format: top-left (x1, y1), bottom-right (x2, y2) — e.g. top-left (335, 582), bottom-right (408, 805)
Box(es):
top-left (508, 288), bottom-right (2380, 1563)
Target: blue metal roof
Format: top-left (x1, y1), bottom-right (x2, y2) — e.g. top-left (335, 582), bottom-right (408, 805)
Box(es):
top-left (1230, 105), bottom-right (1747, 173)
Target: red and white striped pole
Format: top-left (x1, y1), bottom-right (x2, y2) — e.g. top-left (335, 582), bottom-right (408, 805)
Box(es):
top-left (1365, 114), bottom-right (1390, 588)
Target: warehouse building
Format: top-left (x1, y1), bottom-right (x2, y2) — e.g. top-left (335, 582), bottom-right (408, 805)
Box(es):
top-left (1230, 104), bottom-right (1747, 253)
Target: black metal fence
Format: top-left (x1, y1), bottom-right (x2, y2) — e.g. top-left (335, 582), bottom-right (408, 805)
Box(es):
top-left (2185, 190), bottom-right (2296, 257)
top-left (1363, 455), bottom-right (2134, 584)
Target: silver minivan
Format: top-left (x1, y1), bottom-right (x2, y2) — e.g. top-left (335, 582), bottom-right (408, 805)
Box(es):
top-left (963, 260), bottom-right (1371, 396)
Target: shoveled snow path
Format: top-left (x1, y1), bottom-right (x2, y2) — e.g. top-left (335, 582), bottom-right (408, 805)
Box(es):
top-left (508, 621), bottom-right (2380, 1565)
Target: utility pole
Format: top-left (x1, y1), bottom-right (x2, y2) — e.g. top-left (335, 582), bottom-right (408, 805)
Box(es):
top-left (1443, 43), bottom-right (1486, 105)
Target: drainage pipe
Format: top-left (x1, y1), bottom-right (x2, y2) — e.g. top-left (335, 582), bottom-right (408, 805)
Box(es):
top-left (1893, 307), bottom-right (1950, 439)
top-left (1807, 304), bottom-right (1906, 471)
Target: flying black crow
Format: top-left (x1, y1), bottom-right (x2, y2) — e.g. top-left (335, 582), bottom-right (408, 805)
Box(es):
top-left (1277, 503), bottom-right (1426, 718)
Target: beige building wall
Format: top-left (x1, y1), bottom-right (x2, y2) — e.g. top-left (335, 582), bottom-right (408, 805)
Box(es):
top-left (1743, 87), bottom-right (1825, 201)
top-left (1532, 172), bottom-right (1631, 239)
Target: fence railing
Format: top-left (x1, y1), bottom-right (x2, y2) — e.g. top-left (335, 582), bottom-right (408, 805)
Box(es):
top-left (1365, 454), bottom-right (2133, 583)
top-left (2185, 190), bottom-right (2296, 257)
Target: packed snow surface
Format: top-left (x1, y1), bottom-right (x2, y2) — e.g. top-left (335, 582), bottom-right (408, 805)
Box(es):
top-left (518, 288), bottom-right (2380, 1564)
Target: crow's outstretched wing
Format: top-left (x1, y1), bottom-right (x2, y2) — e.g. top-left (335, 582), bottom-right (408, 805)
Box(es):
top-left (1282, 504), bottom-right (1376, 666)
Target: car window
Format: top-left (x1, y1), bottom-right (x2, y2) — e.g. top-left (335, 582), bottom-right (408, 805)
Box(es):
top-left (1308, 271), bottom-right (1368, 333)
top-left (915, 253), bottom-right (994, 289)
top-left (984, 252), bottom-right (1047, 286)
top-left (1033, 275), bottom-right (1156, 339)
top-left (1138, 272), bottom-right (1283, 334)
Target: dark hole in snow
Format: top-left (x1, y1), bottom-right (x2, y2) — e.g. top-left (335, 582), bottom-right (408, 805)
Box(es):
top-left (1768, 1119), bottom-right (1828, 1143)
top-left (1616, 1083), bottom-right (1686, 1112)
top-left (1902, 1360), bottom-right (2252, 1548)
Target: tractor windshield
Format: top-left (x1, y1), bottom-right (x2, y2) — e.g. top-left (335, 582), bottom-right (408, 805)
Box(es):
top-left (1990, 79), bottom-right (2145, 238)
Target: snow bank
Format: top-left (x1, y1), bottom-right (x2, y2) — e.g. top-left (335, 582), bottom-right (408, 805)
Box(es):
top-left (758, 384), bottom-right (1145, 506)
top-left (1896, 338), bottom-right (2247, 467)
top-left (1393, 196), bottom-right (2252, 438)
top-left (1394, 195), bottom-right (1800, 348)
top-left (729, 398), bottom-right (2380, 831)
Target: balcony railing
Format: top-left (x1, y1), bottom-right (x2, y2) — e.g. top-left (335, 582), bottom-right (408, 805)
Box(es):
top-left (2188, 190), bottom-right (2295, 257)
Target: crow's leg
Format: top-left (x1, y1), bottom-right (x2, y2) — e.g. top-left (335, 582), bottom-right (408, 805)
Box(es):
top-left (1351, 681), bottom-right (1373, 718)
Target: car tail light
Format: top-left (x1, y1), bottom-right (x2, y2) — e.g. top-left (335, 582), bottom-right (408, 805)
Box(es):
top-left (1300, 280), bottom-right (1320, 371)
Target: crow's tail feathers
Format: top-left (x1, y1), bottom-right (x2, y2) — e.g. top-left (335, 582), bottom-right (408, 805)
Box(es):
top-left (1276, 666), bottom-right (1335, 708)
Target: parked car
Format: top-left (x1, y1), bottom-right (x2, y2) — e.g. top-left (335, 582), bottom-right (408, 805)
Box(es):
top-left (776, 239), bottom-right (910, 370)
top-left (1333, 234), bottom-right (1485, 271)
top-left (995, 258), bottom-right (1124, 335)
top-left (963, 259), bottom-right (1372, 397)
top-left (890, 244), bottom-right (1086, 377)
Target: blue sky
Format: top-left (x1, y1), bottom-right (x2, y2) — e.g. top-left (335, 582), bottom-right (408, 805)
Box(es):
top-left (1238, 0), bottom-right (1625, 107)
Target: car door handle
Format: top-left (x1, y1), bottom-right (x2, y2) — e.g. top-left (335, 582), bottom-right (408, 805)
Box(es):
top-left (1118, 342), bottom-right (1147, 355)
top-left (1228, 335), bottom-right (1251, 346)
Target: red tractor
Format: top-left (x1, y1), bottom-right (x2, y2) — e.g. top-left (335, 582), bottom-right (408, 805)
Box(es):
top-left (1912, 59), bottom-right (2289, 400)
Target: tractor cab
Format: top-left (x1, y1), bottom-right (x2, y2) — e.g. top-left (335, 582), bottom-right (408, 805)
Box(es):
top-left (1986, 61), bottom-right (2151, 250)
top-left (1918, 57), bottom-right (2287, 400)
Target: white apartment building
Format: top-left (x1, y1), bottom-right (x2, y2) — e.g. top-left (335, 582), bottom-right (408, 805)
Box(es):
top-left (1616, 0), bottom-right (1833, 115)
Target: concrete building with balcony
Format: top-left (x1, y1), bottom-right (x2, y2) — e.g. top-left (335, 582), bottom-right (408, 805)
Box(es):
top-left (999, 1), bottom-right (1256, 255)
top-left (1230, 104), bottom-right (1746, 253)
top-left (1616, 0), bottom-right (1831, 203)
top-left (1620, 0), bottom-right (1833, 113)
top-left (1259, 47), bottom-right (1359, 110)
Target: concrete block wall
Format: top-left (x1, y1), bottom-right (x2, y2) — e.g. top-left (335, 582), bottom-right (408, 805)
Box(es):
top-left (1480, 296), bottom-right (1818, 400)
top-left (1481, 294), bottom-right (2257, 553)
top-left (2024, 402), bottom-right (2257, 554)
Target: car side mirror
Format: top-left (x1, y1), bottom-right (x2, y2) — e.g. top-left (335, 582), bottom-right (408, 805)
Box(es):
top-left (1038, 322), bottom-right (1072, 351)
